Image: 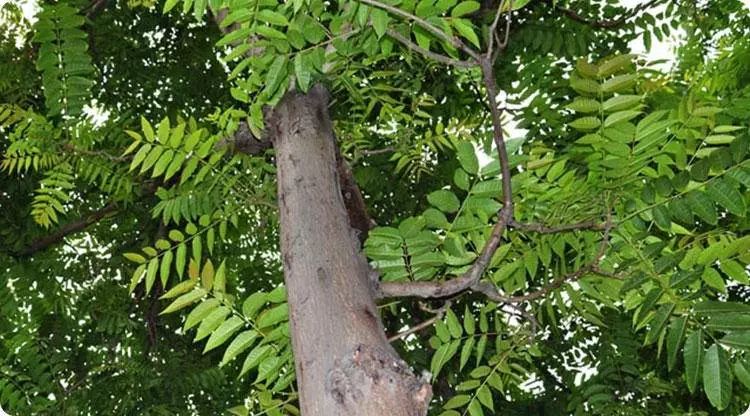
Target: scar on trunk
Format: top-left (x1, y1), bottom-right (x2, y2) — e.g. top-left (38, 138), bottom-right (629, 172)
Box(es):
top-left (325, 344), bottom-right (432, 414)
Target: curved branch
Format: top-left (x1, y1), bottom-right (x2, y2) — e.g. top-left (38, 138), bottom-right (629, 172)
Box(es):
top-left (15, 202), bottom-right (118, 257)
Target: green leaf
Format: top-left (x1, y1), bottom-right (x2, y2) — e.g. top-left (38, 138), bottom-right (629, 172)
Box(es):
top-left (129, 264), bottom-right (146, 293)
top-left (720, 331), bottom-right (750, 350)
top-left (160, 250), bottom-right (173, 286)
top-left (201, 258), bottom-right (214, 290)
top-left (163, 0), bottom-right (180, 13)
top-left (565, 98), bottom-right (600, 113)
top-left (239, 345), bottom-right (273, 378)
top-left (602, 94), bottom-right (642, 112)
top-left (735, 361), bottom-right (750, 389)
top-left (687, 191), bottom-right (718, 225)
top-left (184, 298), bottom-right (220, 330)
top-left (242, 292), bottom-right (267, 318)
top-left (719, 260), bottom-right (749, 284)
top-left (456, 141), bottom-right (479, 175)
top-left (371, 8), bottom-right (389, 38)
top-left (145, 258), bottom-right (158, 293)
top-left (645, 303), bottom-right (674, 345)
top-left (204, 316), bottom-right (244, 353)
top-left (160, 279), bottom-right (196, 299)
top-left (194, 305), bottom-right (231, 341)
top-left (257, 9), bottom-right (288, 26)
top-left (684, 329), bottom-right (703, 393)
top-left (703, 343), bottom-right (732, 410)
top-left (706, 179), bottom-right (746, 216)
top-left (695, 301), bottom-right (750, 315)
top-left (451, 1), bottom-right (480, 17)
top-left (294, 53), bottom-right (312, 92)
top-left (214, 260), bottom-right (227, 294)
top-left (569, 116), bottom-right (601, 131)
top-left (445, 308), bottom-right (462, 338)
top-left (666, 316), bottom-right (688, 371)
top-left (476, 384), bottom-right (493, 411)
top-left (597, 54), bottom-right (635, 77)
top-left (601, 73), bottom-right (637, 93)
top-left (256, 303), bottom-right (288, 328)
top-left (444, 394), bottom-right (471, 409)
top-left (463, 306), bottom-right (475, 334)
top-left (124, 252), bottom-right (146, 264)
top-left (603, 110), bottom-right (641, 128)
top-left (221, 330), bottom-right (258, 366)
top-left (161, 288), bottom-right (207, 315)
top-left (431, 339), bottom-right (460, 379)
top-left (176, 243), bottom-right (187, 279)
top-left (702, 267), bottom-right (726, 292)
top-left (129, 144), bottom-right (152, 172)
top-left (141, 117), bottom-right (155, 141)
top-left (708, 314), bottom-right (750, 331)
top-left (452, 18), bottom-right (480, 48)
top-left (427, 189), bottom-right (461, 213)
top-left (459, 336), bottom-right (475, 371)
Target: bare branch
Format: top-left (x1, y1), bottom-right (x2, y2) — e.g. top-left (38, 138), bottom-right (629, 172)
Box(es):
top-left (386, 28), bottom-right (475, 68)
top-left (358, 146), bottom-right (396, 157)
top-left (388, 301), bottom-right (451, 342)
top-left (479, 57), bottom-right (513, 212)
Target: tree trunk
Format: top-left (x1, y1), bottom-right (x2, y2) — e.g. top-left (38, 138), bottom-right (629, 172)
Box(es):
top-left (271, 85), bottom-right (432, 415)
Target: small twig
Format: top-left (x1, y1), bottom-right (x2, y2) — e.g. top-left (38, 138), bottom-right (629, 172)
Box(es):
top-left (509, 219), bottom-right (607, 234)
top-left (358, 0), bottom-right (481, 61)
top-left (555, 0), bottom-right (660, 30)
top-left (62, 143), bottom-right (129, 162)
top-left (473, 211), bottom-right (615, 304)
top-left (358, 146), bottom-right (397, 157)
top-left (504, 302), bottom-right (538, 341)
top-left (386, 28), bottom-right (475, 68)
top-left (388, 301), bottom-right (451, 342)
top-left (487, 0), bottom-right (512, 58)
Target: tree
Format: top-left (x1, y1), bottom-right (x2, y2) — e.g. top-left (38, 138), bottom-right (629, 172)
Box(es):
top-left (1, 0), bottom-right (750, 414)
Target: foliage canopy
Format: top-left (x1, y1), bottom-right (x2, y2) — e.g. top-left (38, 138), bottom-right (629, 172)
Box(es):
top-left (1, 0), bottom-right (750, 414)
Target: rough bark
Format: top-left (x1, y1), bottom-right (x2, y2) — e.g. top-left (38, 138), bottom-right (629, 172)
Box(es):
top-left (271, 84), bottom-right (431, 415)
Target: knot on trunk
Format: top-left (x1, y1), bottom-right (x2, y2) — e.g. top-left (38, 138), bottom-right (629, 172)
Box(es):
top-left (326, 344), bottom-right (432, 416)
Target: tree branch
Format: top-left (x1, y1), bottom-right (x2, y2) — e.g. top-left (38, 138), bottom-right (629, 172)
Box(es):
top-left (509, 218), bottom-right (606, 234)
top-left (473, 212), bottom-right (614, 304)
top-left (358, 0), bottom-right (481, 61)
top-left (385, 28), bottom-right (475, 68)
top-left (388, 301), bottom-right (451, 342)
top-left (15, 202), bottom-right (118, 257)
top-left (555, 0), bottom-right (659, 30)
top-left (377, 31), bottom-right (515, 301)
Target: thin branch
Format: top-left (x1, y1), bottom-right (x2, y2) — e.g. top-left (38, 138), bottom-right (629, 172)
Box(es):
top-left (15, 202), bottom-right (118, 257)
top-left (386, 28), bottom-right (475, 68)
top-left (376, 32), bottom-right (515, 301)
top-left (487, 0), bottom-right (512, 58)
top-left (62, 143), bottom-right (129, 162)
top-left (479, 57), bottom-right (513, 212)
top-left (388, 301), bottom-right (451, 342)
top-left (555, 0), bottom-right (659, 30)
top-left (358, 0), bottom-right (481, 61)
top-left (509, 219), bottom-right (606, 234)
top-left (474, 212), bottom-right (614, 304)
top-left (358, 146), bottom-right (396, 157)
top-left (378, 207), bottom-right (510, 299)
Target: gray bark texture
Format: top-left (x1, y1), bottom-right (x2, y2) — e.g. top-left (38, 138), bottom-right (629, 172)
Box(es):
top-left (270, 84), bottom-right (432, 415)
